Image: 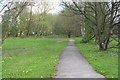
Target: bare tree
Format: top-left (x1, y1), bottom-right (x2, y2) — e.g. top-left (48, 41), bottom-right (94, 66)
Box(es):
top-left (62, 1), bottom-right (120, 50)
top-left (1, 0), bottom-right (28, 43)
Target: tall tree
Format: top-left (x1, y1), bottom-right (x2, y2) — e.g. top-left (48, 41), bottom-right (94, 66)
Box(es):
top-left (62, 1), bottom-right (120, 50)
top-left (1, 0), bottom-right (28, 42)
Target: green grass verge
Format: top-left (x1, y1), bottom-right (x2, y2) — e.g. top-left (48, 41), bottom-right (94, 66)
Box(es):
top-left (75, 38), bottom-right (118, 78)
top-left (2, 38), bottom-right (68, 78)
top-left (0, 48), bottom-right (1, 79)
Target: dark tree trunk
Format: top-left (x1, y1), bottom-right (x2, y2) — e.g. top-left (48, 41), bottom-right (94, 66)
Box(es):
top-left (99, 43), bottom-right (107, 51)
top-left (99, 37), bottom-right (110, 51)
top-left (68, 32), bottom-right (71, 38)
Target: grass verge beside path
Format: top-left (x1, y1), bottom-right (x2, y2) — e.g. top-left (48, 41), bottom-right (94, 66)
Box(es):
top-left (0, 48), bottom-right (1, 79)
top-left (2, 38), bottom-right (68, 78)
top-left (75, 38), bottom-right (118, 78)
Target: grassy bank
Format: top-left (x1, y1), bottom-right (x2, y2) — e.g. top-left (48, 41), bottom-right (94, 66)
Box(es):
top-left (2, 38), bottom-right (68, 78)
top-left (75, 38), bottom-right (118, 78)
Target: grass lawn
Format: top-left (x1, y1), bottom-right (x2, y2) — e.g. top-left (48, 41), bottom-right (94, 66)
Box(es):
top-left (75, 38), bottom-right (118, 78)
top-left (2, 38), bottom-right (68, 78)
top-left (0, 48), bottom-right (1, 79)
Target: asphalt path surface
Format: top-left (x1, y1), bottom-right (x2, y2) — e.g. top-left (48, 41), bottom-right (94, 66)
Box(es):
top-left (55, 39), bottom-right (105, 79)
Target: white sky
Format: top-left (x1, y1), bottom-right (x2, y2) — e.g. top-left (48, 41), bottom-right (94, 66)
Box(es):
top-left (1, 0), bottom-right (119, 22)
top-left (0, 0), bottom-right (64, 22)
top-left (48, 0), bottom-right (63, 14)
top-left (0, 0), bottom-right (64, 15)
top-left (33, 0), bottom-right (64, 14)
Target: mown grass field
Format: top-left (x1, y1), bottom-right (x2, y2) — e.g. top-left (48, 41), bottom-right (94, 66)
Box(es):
top-left (75, 38), bottom-right (118, 78)
top-left (2, 38), bottom-right (68, 78)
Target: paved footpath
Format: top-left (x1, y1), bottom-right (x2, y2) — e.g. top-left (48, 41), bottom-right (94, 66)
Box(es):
top-left (55, 39), bottom-right (105, 78)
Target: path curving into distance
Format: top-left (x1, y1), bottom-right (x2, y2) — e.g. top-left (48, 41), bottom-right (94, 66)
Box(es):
top-left (55, 39), bottom-right (105, 78)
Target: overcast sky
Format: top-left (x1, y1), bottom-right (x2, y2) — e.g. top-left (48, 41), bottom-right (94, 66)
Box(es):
top-left (33, 0), bottom-right (64, 14)
top-left (0, 0), bottom-right (64, 15)
top-left (0, 0), bottom-right (64, 22)
top-left (48, 1), bottom-right (63, 14)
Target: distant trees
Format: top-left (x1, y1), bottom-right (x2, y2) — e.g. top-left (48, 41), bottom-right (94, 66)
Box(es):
top-left (1, 0), bottom-right (28, 42)
top-left (0, 23), bottom-right (1, 37)
top-left (1, 0), bottom-right (119, 51)
top-left (62, 1), bottom-right (120, 50)
top-left (2, 10), bottom-right (10, 41)
top-left (1, 0), bottom-right (56, 43)
top-left (32, 0), bottom-right (54, 37)
top-left (53, 8), bottom-right (82, 37)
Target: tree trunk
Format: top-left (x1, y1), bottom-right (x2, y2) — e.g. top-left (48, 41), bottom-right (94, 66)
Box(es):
top-left (99, 43), bottom-right (107, 51)
top-left (99, 37), bottom-right (110, 51)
